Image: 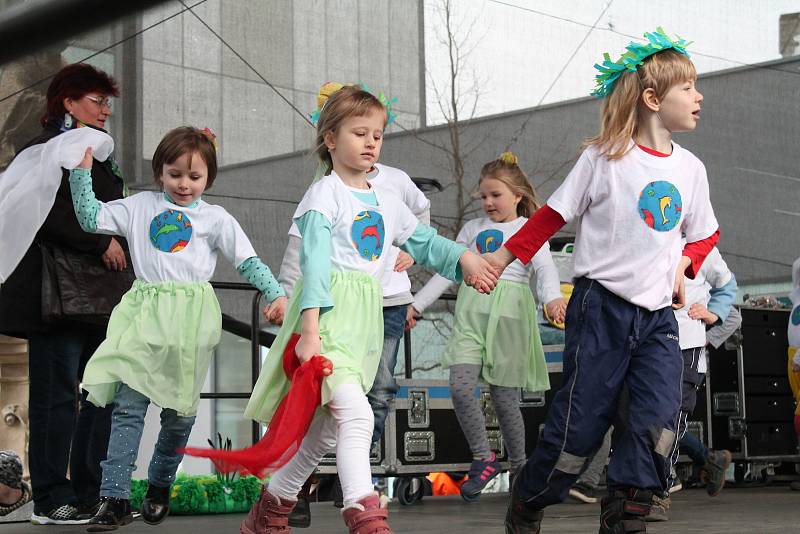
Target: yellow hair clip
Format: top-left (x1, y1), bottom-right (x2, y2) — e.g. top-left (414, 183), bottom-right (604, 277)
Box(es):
top-left (499, 151), bottom-right (519, 165)
top-left (310, 82), bottom-right (347, 125)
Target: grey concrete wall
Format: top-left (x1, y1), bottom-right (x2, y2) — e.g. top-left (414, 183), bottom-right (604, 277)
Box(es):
top-left (140, 0), bottom-right (423, 166)
top-left (209, 56), bottom-right (800, 322)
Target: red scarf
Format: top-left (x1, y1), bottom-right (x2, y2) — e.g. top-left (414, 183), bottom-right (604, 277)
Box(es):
top-left (181, 334), bottom-right (332, 477)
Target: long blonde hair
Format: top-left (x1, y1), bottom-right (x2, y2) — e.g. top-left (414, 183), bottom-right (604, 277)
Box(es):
top-left (479, 152), bottom-right (541, 218)
top-left (313, 86), bottom-right (387, 176)
top-left (584, 49), bottom-right (696, 160)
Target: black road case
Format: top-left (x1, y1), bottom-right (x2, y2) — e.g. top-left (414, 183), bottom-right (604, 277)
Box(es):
top-left (684, 307), bottom-right (799, 482)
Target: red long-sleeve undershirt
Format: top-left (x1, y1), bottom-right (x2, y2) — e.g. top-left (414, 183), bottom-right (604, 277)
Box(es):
top-left (503, 203), bottom-right (720, 280)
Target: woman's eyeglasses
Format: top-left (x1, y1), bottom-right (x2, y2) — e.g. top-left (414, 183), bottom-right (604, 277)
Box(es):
top-left (84, 95), bottom-right (113, 110)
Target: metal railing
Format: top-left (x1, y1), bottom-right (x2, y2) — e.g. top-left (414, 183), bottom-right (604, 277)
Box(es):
top-left (206, 283), bottom-right (459, 444)
top-left (205, 281), bottom-right (275, 444)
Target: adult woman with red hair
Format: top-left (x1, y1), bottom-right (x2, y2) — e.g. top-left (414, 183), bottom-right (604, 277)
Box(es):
top-left (0, 63), bottom-right (127, 525)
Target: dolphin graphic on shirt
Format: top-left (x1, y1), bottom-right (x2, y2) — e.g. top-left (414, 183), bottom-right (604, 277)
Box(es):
top-left (151, 223), bottom-right (180, 243)
top-left (361, 225), bottom-right (382, 249)
top-left (659, 196), bottom-right (672, 225)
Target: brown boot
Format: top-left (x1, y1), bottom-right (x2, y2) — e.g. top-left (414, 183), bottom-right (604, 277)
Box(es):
top-left (342, 492), bottom-right (392, 534)
top-left (240, 486), bottom-right (297, 534)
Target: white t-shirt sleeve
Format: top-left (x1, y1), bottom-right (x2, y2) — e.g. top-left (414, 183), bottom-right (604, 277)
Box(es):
top-left (681, 162), bottom-right (719, 242)
top-left (455, 221), bottom-right (473, 247)
top-left (703, 248), bottom-right (732, 289)
top-left (293, 179), bottom-right (338, 230)
top-left (401, 172), bottom-right (431, 225)
top-left (391, 202), bottom-right (422, 247)
top-left (531, 242), bottom-right (562, 305)
top-left (546, 148), bottom-right (595, 222)
top-left (96, 196), bottom-right (135, 237)
top-left (212, 210), bottom-right (259, 269)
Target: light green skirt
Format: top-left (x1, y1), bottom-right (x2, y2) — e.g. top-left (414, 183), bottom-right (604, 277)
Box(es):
top-left (82, 280), bottom-right (222, 416)
top-left (244, 271), bottom-right (383, 425)
top-left (443, 280), bottom-right (549, 391)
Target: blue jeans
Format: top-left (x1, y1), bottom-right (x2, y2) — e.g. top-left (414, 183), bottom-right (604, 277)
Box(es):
top-left (100, 384), bottom-right (196, 498)
top-left (679, 429), bottom-right (709, 466)
top-left (28, 328), bottom-right (111, 512)
top-left (367, 304), bottom-right (406, 443)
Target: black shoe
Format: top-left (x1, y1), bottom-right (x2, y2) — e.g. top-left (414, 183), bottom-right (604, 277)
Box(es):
top-left (504, 476), bottom-right (543, 534)
top-left (332, 476), bottom-right (343, 509)
top-left (288, 475), bottom-right (314, 528)
top-left (86, 497), bottom-right (133, 532)
top-left (599, 488), bottom-right (651, 534)
top-left (141, 484), bottom-right (170, 525)
top-left (75, 500), bottom-right (103, 521)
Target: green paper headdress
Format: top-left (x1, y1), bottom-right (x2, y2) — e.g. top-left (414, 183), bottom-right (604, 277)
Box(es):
top-left (591, 27), bottom-right (692, 99)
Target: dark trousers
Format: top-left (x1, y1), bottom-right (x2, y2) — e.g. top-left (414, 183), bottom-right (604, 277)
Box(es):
top-left (516, 278), bottom-right (682, 508)
top-left (27, 328), bottom-right (112, 512)
top-left (675, 347), bottom-right (709, 466)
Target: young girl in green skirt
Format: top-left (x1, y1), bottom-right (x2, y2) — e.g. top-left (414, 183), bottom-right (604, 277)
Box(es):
top-left (411, 152), bottom-right (566, 501)
top-left (240, 85), bottom-right (498, 534)
top-left (67, 126), bottom-right (287, 531)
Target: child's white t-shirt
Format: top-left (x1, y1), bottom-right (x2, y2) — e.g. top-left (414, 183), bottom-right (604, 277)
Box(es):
top-left (413, 216), bottom-right (561, 312)
top-left (95, 191), bottom-right (257, 282)
top-left (460, 217), bottom-right (559, 289)
top-left (288, 164), bottom-right (429, 298)
top-left (292, 172), bottom-right (419, 280)
top-left (789, 257), bottom-right (800, 350)
top-left (547, 142), bottom-right (718, 311)
top-left (674, 247), bottom-right (732, 350)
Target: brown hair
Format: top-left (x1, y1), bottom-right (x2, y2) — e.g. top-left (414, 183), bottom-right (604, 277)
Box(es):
top-left (151, 126), bottom-right (218, 189)
top-left (314, 86), bottom-right (387, 175)
top-left (583, 49), bottom-right (696, 160)
top-left (479, 152), bottom-right (541, 217)
top-left (43, 63), bottom-right (119, 126)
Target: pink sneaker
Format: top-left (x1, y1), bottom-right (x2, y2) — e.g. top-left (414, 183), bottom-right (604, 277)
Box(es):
top-left (240, 487), bottom-right (297, 534)
top-left (342, 492), bottom-right (393, 534)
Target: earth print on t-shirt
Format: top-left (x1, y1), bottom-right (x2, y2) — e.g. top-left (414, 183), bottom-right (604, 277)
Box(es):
top-left (476, 229), bottom-right (504, 253)
top-left (351, 210), bottom-right (385, 261)
top-left (149, 209), bottom-right (193, 253)
top-left (792, 305), bottom-right (800, 326)
top-left (638, 181), bottom-right (683, 232)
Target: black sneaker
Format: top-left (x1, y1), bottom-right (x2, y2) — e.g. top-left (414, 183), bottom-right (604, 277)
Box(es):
top-left (701, 449), bottom-right (731, 497)
top-left (76, 500), bottom-right (103, 521)
top-left (31, 504), bottom-right (87, 525)
top-left (790, 481), bottom-right (800, 491)
top-left (568, 482), bottom-right (598, 504)
top-left (288, 475), bottom-right (314, 528)
top-left (599, 488), bottom-right (651, 533)
top-left (504, 476), bottom-right (543, 534)
top-left (86, 497), bottom-right (133, 532)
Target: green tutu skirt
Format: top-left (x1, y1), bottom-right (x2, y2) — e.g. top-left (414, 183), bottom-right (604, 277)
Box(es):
top-left (82, 280), bottom-right (222, 416)
top-left (443, 280), bottom-right (549, 391)
top-left (245, 271), bottom-right (383, 425)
